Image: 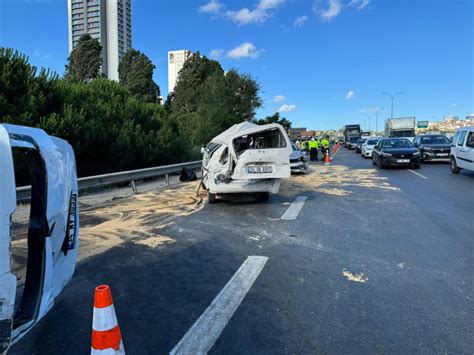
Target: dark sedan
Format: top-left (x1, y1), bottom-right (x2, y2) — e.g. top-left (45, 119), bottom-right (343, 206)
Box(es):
top-left (413, 134), bottom-right (451, 162)
top-left (372, 138), bottom-right (421, 169)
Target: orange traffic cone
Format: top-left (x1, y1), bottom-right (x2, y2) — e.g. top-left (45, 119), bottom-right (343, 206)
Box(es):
top-left (91, 285), bottom-right (125, 354)
top-left (324, 150), bottom-right (331, 164)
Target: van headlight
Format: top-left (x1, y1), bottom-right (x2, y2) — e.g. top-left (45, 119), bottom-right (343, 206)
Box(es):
top-left (247, 166), bottom-right (273, 173)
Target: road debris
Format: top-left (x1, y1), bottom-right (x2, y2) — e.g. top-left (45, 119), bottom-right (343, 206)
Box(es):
top-left (342, 269), bottom-right (368, 283)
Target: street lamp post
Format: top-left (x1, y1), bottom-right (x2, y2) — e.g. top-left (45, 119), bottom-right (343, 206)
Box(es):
top-left (382, 91), bottom-right (404, 118)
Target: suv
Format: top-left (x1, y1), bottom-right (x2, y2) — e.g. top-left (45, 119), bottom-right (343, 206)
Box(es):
top-left (413, 134), bottom-right (451, 162)
top-left (450, 126), bottom-right (474, 173)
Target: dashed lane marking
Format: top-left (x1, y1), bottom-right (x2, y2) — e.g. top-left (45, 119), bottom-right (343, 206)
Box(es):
top-left (170, 256), bottom-right (268, 355)
top-left (281, 196), bottom-right (307, 220)
top-left (407, 169), bottom-right (428, 180)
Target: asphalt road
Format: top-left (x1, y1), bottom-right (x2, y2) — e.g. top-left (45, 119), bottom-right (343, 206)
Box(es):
top-left (10, 147), bottom-right (473, 354)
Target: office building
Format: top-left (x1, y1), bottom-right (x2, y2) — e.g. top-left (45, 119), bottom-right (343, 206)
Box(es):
top-left (68, 0), bottom-right (132, 81)
top-left (168, 50), bottom-right (192, 94)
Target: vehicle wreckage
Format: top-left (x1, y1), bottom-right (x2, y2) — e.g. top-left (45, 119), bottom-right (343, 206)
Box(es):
top-left (0, 124), bottom-right (78, 353)
top-left (201, 122), bottom-right (292, 202)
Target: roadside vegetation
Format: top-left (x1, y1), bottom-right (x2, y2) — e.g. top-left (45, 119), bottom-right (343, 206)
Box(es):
top-left (1, 36), bottom-right (292, 177)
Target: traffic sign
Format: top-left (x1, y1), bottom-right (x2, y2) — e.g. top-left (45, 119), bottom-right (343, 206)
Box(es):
top-left (417, 121), bottom-right (429, 128)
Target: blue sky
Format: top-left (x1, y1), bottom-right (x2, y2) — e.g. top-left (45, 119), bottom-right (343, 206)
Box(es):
top-left (0, 0), bottom-right (472, 130)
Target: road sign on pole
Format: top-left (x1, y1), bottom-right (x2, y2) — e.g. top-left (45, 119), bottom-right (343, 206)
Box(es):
top-left (417, 121), bottom-right (428, 128)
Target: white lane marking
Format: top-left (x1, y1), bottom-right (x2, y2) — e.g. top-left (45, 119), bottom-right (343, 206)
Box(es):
top-left (281, 196), bottom-right (307, 220)
top-left (407, 169), bottom-right (428, 180)
top-left (170, 256), bottom-right (268, 355)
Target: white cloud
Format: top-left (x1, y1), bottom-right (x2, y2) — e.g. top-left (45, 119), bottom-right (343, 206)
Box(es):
top-left (277, 104), bottom-right (296, 113)
top-left (33, 49), bottom-right (50, 59)
top-left (313, 0), bottom-right (343, 22)
top-left (226, 42), bottom-right (262, 59)
top-left (198, 0), bottom-right (223, 14)
top-left (345, 90), bottom-right (355, 100)
top-left (273, 95), bottom-right (286, 102)
top-left (348, 0), bottom-right (369, 10)
top-left (210, 49), bottom-right (224, 59)
top-left (294, 15), bottom-right (309, 27)
top-left (226, 0), bottom-right (285, 25)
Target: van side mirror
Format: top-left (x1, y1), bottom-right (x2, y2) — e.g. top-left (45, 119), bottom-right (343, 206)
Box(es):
top-left (414, 142), bottom-right (419, 147)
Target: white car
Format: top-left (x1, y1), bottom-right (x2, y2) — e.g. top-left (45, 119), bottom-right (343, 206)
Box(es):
top-left (361, 137), bottom-right (381, 158)
top-left (450, 126), bottom-right (474, 173)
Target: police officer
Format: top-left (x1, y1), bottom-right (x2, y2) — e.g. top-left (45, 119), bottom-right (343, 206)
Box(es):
top-left (309, 138), bottom-right (318, 161)
top-left (321, 136), bottom-right (330, 160)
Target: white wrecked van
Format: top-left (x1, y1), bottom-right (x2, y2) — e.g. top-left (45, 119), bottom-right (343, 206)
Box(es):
top-left (201, 122), bottom-right (292, 203)
top-left (0, 124), bottom-right (79, 352)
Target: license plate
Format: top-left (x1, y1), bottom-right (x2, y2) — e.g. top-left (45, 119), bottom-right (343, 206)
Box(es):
top-left (396, 159), bottom-right (410, 163)
top-left (436, 153), bottom-right (448, 157)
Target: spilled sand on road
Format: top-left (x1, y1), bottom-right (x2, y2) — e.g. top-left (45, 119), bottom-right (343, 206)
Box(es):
top-left (78, 182), bottom-right (205, 261)
top-left (342, 269), bottom-right (368, 283)
top-left (280, 165), bottom-right (399, 197)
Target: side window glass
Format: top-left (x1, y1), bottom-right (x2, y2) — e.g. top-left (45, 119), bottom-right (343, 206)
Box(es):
top-left (466, 132), bottom-right (474, 148)
top-left (457, 131), bottom-right (467, 146)
top-left (452, 132), bottom-right (459, 145)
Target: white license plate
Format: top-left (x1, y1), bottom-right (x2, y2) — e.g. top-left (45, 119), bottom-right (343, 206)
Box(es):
top-left (396, 159), bottom-right (410, 163)
top-left (436, 153), bottom-right (449, 157)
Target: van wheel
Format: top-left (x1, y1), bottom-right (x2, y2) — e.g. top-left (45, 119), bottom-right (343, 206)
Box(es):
top-left (450, 157), bottom-right (460, 174)
top-left (208, 192), bottom-right (217, 203)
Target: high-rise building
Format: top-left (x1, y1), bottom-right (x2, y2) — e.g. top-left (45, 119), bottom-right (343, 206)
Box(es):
top-left (168, 50), bottom-right (192, 94)
top-left (68, 0), bottom-right (132, 81)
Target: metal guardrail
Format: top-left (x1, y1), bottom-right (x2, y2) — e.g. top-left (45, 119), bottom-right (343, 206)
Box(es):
top-left (16, 160), bottom-right (202, 203)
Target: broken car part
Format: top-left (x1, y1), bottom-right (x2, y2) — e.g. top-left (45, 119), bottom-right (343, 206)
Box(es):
top-left (0, 124), bottom-right (79, 353)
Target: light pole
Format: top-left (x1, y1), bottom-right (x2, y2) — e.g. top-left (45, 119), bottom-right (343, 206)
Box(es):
top-left (382, 91), bottom-right (404, 118)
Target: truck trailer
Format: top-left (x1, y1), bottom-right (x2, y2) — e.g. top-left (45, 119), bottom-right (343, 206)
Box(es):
top-left (384, 117), bottom-right (416, 141)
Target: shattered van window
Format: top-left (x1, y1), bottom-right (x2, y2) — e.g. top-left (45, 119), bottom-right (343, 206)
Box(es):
top-left (233, 128), bottom-right (287, 155)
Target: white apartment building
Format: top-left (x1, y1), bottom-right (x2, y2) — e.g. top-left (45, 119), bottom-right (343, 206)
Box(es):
top-left (68, 0), bottom-right (132, 81)
top-left (168, 50), bottom-right (192, 94)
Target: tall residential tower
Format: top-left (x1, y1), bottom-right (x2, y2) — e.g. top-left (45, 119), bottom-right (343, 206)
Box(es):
top-left (168, 50), bottom-right (192, 94)
top-left (68, 0), bottom-right (132, 81)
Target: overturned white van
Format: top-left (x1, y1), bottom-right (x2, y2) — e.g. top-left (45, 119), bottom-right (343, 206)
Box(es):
top-left (0, 124), bottom-right (78, 352)
top-left (201, 122), bottom-right (292, 202)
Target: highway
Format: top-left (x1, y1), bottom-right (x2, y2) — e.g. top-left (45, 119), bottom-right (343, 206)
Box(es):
top-left (11, 147), bottom-right (473, 354)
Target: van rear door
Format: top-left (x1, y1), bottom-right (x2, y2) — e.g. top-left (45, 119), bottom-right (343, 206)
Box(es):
top-left (0, 126), bottom-right (18, 353)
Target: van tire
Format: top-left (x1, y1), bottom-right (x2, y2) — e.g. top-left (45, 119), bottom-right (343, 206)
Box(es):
top-left (208, 192), bottom-right (217, 203)
top-left (450, 157), bottom-right (460, 174)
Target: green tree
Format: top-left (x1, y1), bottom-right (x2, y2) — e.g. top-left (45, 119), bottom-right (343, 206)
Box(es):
top-left (64, 34), bottom-right (102, 83)
top-left (253, 112), bottom-right (292, 131)
top-left (119, 49), bottom-right (160, 103)
top-left (169, 53), bottom-right (262, 149)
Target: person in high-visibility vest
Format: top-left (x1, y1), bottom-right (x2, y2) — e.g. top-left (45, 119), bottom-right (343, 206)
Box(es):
top-left (321, 137), bottom-right (330, 160)
top-left (308, 138), bottom-right (318, 161)
top-left (301, 140), bottom-right (307, 151)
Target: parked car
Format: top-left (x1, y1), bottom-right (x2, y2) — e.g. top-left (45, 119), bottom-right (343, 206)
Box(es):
top-left (413, 134), bottom-right (451, 162)
top-left (450, 126), bottom-right (474, 174)
top-left (355, 138), bottom-right (366, 153)
top-left (372, 138), bottom-right (421, 169)
top-left (361, 137), bottom-right (381, 158)
top-left (290, 143), bottom-right (307, 173)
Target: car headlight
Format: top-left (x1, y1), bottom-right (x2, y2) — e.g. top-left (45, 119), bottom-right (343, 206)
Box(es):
top-left (413, 151), bottom-right (420, 156)
top-left (382, 152), bottom-right (392, 157)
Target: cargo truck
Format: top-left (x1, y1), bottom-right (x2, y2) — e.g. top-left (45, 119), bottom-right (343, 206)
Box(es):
top-left (344, 124), bottom-right (361, 149)
top-left (384, 117), bottom-right (416, 141)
